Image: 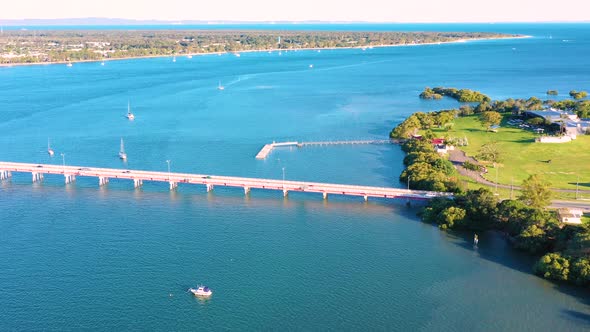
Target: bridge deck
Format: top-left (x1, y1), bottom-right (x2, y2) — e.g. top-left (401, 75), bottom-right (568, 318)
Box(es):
top-left (0, 161), bottom-right (452, 201)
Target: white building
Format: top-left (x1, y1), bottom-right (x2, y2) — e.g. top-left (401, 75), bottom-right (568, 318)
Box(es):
top-left (558, 208), bottom-right (583, 224)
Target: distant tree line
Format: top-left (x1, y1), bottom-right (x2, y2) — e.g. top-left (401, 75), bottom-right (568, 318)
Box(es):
top-left (0, 30), bottom-right (518, 64)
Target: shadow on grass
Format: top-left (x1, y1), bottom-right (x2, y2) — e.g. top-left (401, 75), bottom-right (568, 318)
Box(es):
top-left (568, 182), bottom-right (590, 188)
top-left (508, 138), bottom-right (536, 144)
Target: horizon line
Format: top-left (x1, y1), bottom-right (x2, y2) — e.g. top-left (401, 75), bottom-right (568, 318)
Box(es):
top-left (1, 18), bottom-right (590, 26)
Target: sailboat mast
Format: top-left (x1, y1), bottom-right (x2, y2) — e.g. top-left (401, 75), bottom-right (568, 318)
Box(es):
top-left (120, 138), bottom-right (125, 153)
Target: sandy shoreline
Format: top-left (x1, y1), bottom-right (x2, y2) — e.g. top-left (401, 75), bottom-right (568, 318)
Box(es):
top-left (0, 35), bottom-right (531, 68)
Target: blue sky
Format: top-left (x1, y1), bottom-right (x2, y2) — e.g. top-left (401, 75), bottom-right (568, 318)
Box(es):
top-left (2, 0), bottom-right (589, 22)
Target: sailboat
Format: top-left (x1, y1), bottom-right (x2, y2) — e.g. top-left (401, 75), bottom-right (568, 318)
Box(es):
top-left (119, 138), bottom-right (127, 160)
top-left (126, 101), bottom-right (135, 120)
top-left (173, 56), bottom-right (177, 62)
top-left (217, 81), bottom-right (225, 90)
top-left (47, 139), bottom-right (54, 156)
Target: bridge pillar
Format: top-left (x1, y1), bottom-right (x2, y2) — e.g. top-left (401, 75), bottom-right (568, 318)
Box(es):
top-left (364, 195), bottom-right (368, 202)
top-left (206, 184), bottom-right (214, 192)
top-left (0, 170), bottom-right (12, 180)
top-left (283, 189), bottom-right (288, 197)
top-left (32, 172), bottom-right (44, 183)
top-left (169, 181), bottom-right (178, 191)
top-left (64, 174), bottom-right (76, 184)
top-left (322, 192), bottom-right (328, 200)
top-left (98, 176), bottom-right (109, 186)
top-left (133, 179), bottom-right (143, 188)
top-left (244, 187), bottom-right (250, 195)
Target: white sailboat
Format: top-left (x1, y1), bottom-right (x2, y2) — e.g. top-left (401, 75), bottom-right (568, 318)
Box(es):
top-left (126, 101), bottom-right (135, 120)
top-left (217, 81), bottom-right (225, 90)
top-left (173, 56), bottom-right (177, 62)
top-left (119, 138), bottom-right (127, 160)
top-left (47, 138), bottom-right (54, 156)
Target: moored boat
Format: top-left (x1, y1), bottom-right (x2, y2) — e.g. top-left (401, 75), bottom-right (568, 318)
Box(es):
top-left (126, 101), bottom-right (135, 120)
top-left (47, 138), bottom-right (54, 156)
top-left (119, 138), bottom-right (127, 160)
top-left (189, 285), bottom-right (212, 297)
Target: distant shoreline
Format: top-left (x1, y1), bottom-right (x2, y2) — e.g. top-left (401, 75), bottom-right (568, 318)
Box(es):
top-left (0, 35), bottom-right (530, 68)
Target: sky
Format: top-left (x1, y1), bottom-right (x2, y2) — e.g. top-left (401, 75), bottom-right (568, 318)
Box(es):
top-left (1, 0), bottom-right (589, 22)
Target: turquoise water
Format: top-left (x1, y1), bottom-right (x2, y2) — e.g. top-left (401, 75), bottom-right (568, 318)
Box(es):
top-left (1, 24), bottom-right (590, 330)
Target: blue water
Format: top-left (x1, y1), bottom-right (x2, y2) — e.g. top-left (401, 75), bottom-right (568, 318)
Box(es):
top-left (1, 24), bottom-right (590, 330)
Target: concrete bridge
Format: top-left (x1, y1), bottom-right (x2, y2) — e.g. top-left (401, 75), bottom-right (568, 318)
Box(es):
top-left (0, 161), bottom-right (452, 201)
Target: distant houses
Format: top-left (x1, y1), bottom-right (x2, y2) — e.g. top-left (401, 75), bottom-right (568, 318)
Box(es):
top-left (524, 108), bottom-right (590, 142)
top-left (431, 138), bottom-right (454, 154)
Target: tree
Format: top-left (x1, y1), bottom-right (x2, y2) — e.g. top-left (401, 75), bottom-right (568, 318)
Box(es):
top-left (391, 115), bottom-right (421, 138)
top-left (569, 90), bottom-right (588, 100)
top-left (514, 224), bottom-right (550, 254)
top-left (534, 253), bottom-right (570, 281)
top-left (570, 258), bottom-right (590, 285)
top-left (457, 188), bottom-right (498, 230)
top-left (438, 206), bottom-right (467, 229)
top-left (479, 111), bottom-right (502, 129)
top-left (526, 117), bottom-right (546, 126)
top-left (518, 174), bottom-right (552, 209)
top-left (477, 141), bottom-right (502, 163)
top-left (474, 102), bottom-right (493, 113)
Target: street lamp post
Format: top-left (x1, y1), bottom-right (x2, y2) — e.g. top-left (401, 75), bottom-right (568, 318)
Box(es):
top-left (407, 175), bottom-right (411, 191)
top-left (494, 163), bottom-right (499, 195)
top-left (282, 167), bottom-right (285, 189)
top-left (576, 175), bottom-right (580, 199)
top-left (166, 160), bottom-right (171, 181)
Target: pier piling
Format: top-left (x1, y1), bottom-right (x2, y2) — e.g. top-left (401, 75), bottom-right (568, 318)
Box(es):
top-left (0, 170), bottom-right (12, 180)
top-left (32, 172), bottom-right (43, 183)
top-left (98, 176), bottom-right (109, 186)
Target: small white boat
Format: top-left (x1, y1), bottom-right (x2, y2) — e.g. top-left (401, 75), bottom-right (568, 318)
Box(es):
top-left (173, 56), bottom-right (177, 62)
top-left (217, 81), bottom-right (225, 90)
top-left (119, 138), bottom-right (127, 160)
top-left (101, 61), bottom-right (105, 66)
top-left (189, 285), bottom-right (212, 297)
top-left (187, 55), bottom-right (193, 59)
top-left (126, 101), bottom-right (135, 120)
top-left (234, 53), bottom-right (241, 57)
top-left (47, 139), bottom-right (54, 156)
top-left (66, 62), bottom-right (73, 67)
top-left (309, 64), bottom-right (313, 68)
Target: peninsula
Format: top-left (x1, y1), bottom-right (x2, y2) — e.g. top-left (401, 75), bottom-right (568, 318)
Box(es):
top-left (0, 30), bottom-right (521, 65)
top-left (390, 87), bottom-right (590, 287)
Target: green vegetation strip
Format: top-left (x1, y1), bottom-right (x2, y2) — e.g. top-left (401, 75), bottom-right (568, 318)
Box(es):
top-left (0, 30), bottom-right (519, 65)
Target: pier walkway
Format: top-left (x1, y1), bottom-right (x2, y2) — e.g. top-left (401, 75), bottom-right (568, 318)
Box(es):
top-left (0, 161), bottom-right (452, 201)
top-left (255, 139), bottom-right (401, 159)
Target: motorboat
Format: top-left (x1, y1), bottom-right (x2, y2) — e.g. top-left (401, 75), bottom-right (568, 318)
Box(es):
top-left (189, 285), bottom-right (212, 297)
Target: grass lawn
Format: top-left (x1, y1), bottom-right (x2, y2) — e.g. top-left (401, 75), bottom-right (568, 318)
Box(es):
top-left (432, 114), bottom-right (590, 190)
